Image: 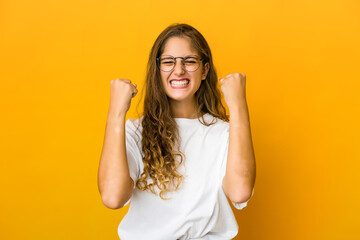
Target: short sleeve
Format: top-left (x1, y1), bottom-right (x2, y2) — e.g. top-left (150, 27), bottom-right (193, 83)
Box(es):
top-left (123, 119), bottom-right (143, 206)
top-left (220, 124), bottom-right (255, 210)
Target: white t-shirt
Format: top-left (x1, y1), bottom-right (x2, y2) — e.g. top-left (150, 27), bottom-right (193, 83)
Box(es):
top-left (118, 113), bottom-right (254, 240)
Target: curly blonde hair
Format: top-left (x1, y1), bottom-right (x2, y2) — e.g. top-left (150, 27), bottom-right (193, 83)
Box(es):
top-left (135, 23), bottom-right (229, 200)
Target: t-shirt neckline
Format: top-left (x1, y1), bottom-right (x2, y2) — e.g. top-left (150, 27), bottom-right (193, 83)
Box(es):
top-left (173, 113), bottom-right (212, 122)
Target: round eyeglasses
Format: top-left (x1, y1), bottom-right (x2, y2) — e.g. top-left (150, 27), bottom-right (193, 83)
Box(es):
top-left (156, 56), bottom-right (203, 72)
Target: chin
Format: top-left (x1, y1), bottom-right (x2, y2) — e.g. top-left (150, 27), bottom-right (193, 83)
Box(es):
top-left (167, 94), bottom-right (193, 102)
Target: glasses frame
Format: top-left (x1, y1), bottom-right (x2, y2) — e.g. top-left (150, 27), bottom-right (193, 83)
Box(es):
top-left (156, 56), bottom-right (204, 72)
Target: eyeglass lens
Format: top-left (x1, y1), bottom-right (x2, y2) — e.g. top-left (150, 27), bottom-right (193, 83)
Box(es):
top-left (158, 56), bottom-right (201, 72)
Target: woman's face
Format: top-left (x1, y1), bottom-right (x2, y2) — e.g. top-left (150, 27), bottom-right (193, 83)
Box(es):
top-left (159, 36), bottom-right (209, 104)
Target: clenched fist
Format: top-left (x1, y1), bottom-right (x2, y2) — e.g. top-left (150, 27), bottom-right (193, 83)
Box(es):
top-left (219, 72), bottom-right (247, 111)
top-left (108, 78), bottom-right (138, 117)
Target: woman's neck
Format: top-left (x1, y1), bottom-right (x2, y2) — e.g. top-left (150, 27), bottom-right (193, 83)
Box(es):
top-left (169, 98), bottom-right (201, 119)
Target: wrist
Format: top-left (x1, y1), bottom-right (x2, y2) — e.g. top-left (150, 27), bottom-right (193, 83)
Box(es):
top-left (229, 105), bottom-right (250, 124)
top-left (228, 101), bottom-right (248, 114)
top-left (107, 110), bottom-right (127, 122)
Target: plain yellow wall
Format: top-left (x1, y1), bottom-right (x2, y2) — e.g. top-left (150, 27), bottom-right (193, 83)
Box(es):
top-left (1, 0), bottom-right (359, 239)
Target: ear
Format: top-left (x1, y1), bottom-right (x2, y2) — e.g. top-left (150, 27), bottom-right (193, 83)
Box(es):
top-left (202, 62), bottom-right (210, 80)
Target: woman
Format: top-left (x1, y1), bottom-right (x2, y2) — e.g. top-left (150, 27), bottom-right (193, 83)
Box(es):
top-left (98, 23), bottom-right (256, 240)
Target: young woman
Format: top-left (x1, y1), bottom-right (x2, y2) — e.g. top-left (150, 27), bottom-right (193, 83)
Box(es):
top-left (98, 23), bottom-right (256, 240)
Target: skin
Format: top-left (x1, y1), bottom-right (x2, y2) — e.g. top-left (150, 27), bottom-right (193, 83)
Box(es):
top-left (159, 36), bottom-right (209, 119)
top-left (161, 36), bottom-right (256, 204)
top-left (98, 79), bottom-right (138, 209)
top-left (98, 37), bottom-right (256, 209)
top-left (220, 73), bottom-right (256, 204)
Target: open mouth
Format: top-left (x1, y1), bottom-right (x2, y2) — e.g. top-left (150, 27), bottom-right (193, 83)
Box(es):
top-left (170, 79), bottom-right (190, 87)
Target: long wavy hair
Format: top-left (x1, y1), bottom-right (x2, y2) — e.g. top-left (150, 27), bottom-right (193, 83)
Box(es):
top-left (135, 23), bottom-right (229, 200)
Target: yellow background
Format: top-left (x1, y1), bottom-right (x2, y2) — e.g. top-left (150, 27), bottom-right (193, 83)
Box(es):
top-left (1, 0), bottom-right (359, 239)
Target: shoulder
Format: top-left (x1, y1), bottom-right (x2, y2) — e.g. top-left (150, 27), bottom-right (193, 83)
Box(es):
top-left (126, 116), bottom-right (143, 128)
top-left (125, 116), bottom-right (143, 138)
top-left (201, 114), bottom-right (229, 139)
top-left (205, 114), bottom-right (229, 130)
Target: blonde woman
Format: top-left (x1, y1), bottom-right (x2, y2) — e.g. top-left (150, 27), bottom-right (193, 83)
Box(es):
top-left (98, 23), bottom-right (256, 240)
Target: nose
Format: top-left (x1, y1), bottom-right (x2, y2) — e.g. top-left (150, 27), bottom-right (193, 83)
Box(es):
top-left (173, 59), bottom-right (186, 75)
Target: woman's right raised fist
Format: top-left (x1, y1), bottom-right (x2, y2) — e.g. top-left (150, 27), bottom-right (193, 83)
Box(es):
top-left (108, 78), bottom-right (138, 117)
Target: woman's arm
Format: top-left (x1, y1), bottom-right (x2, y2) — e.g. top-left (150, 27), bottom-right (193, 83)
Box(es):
top-left (98, 113), bottom-right (134, 209)
top-left (220, 73), bottom-right (256, 204)
top-left (222, 105), bottom-right (256, 204)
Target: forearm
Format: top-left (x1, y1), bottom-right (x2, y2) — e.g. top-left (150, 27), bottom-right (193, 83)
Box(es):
top-left (224, 103), bottom-right (256, 202)
top-left (98, 112), bottom-right (133, 209)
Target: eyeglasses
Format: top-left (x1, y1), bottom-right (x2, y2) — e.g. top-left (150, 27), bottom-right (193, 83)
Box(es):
top-left (156, 55), bottom-right (203, 72)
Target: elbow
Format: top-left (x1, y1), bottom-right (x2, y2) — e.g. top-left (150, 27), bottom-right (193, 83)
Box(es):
top-left (98, 178), bottom-right (134, 209)
top-left (101, 195), bottom-right (128, 209)
top-left (229, 189), bottom-right (253, 204)
top-left (223, 175), bottom-right (254, 204)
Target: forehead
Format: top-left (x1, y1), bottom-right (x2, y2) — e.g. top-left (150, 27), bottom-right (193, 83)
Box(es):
top-left (162, 36), bottom-right (199, 57)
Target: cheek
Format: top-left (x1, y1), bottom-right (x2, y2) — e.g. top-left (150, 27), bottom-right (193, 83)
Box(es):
top-left (192, 73), bottom-right (203, 84)
top-left (160, 73), bottom-right (169, 88)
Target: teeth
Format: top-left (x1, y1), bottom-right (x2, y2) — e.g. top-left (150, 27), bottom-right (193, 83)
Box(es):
top-left (170, 80), bottom-right (189, 87)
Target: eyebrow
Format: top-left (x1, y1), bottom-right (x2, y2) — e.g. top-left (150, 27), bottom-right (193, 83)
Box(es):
top-left (161, 54), bottom-right (199, 58)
